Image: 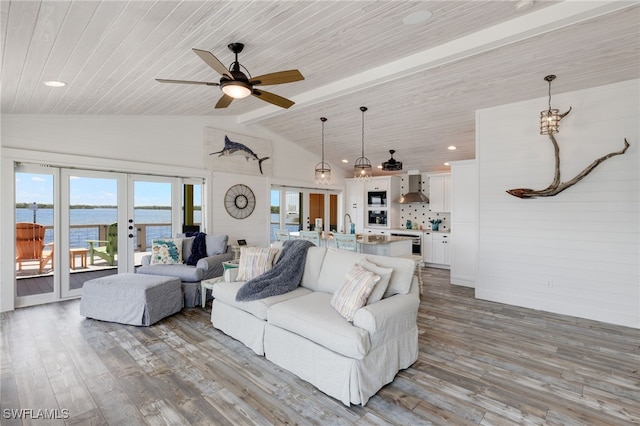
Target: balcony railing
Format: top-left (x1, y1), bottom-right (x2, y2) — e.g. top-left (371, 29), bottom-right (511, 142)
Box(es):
top-left (40, 223), bottom-right (175, 251)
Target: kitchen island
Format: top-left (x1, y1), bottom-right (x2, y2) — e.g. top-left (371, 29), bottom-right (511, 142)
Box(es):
top-left (357, 234), bottom-right (412, 257)
top-left (290, 232), bottom-right (413, 256)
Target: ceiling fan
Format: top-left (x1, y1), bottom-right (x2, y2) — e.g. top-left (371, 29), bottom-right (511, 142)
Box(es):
top-left (156, 43), bottom-right (304, 109)
top-left (382, 150), bottom-right (403, 171)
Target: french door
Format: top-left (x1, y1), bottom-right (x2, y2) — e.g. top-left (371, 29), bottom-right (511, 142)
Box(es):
top-left (60, 169), bottom-right (128, 298)
top-left (270, 186), bottom-right (340, 241)
top-left (14, 165), bottom-right (199, 307)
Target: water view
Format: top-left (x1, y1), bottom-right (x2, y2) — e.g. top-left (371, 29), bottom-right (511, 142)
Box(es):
top-left (16, 208), bottom-right (202, 250)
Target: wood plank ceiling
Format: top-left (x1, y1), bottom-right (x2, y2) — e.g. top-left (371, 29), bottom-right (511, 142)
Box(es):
top-left (1, 1), bottom-right (639, 174)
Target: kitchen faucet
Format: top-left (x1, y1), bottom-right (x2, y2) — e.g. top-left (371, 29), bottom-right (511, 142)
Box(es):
top-left (344, 213), bottom-right (352, 233)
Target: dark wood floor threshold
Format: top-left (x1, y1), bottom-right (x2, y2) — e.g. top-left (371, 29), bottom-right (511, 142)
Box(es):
top-left (1, 267), bottom-right (638, 425)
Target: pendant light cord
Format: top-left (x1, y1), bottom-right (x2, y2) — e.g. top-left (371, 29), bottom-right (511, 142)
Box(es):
top-left (361, 106), bottom-right (367, 157)
top-left (321, 117), bottom-right (327, 164)
top-left (544, 74), bottom-right (556, 112)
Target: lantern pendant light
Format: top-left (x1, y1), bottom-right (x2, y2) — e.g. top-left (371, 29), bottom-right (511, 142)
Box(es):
top-left (354, 106), bottom-right (372, 181)
top-left (314, 117), bottom-right (331, 184)
top-left (540, 75), bottom-right (561, 135)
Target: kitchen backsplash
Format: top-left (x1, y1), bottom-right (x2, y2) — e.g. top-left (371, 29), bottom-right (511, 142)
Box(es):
top-left (399, 204), bottom-right (450, 231)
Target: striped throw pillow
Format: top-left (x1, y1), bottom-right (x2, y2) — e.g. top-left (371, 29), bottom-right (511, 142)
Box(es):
top-left (236, 247), bottom-right (279, 281)
top-left (331, 265), bottom-right (380, 321)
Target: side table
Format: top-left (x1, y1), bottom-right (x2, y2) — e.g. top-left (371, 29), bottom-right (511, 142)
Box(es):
top-left (202, 262), bottom-right (240, 309)
top-left (69, 248), bottom-right (89, 269)
top-left (201, 277), bottom-right (224, 309)
top-left (222, 260), bottom-right (240, 271)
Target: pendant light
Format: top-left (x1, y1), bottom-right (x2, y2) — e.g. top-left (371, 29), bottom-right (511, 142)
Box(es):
top-left (314, 117), bottom-right (331, 184)
top-left (354, 106), bottom-right (372, 181)
top-left (540, 74), bottom-right (560, 135)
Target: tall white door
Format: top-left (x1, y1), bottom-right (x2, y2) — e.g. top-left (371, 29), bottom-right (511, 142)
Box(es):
top-left (61, 170), bottom-right (128, 298)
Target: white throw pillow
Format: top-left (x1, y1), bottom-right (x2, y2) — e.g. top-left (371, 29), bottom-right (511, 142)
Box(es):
top-left (150, 238), bottom-right (184, 264)
top-left (357, 259), bottom-right (393, 304)
top-left (331, 265), bottom-right (380, 321)
top-left (236, 247), bottom-right (279, 281)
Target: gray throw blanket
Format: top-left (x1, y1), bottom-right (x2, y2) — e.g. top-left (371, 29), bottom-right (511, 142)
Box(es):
top-left (235, 239), bottom-right (315, 301)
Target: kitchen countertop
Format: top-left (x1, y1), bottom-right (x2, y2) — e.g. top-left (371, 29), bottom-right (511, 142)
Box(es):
top-left (390, 228), bottom-right (450, 234)
top-left (291, 232), bottom-right (415, 244)
top-left (358, 235), bottom-right (414, 245)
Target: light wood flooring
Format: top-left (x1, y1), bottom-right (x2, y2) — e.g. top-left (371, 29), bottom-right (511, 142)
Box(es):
top-left (1, 268), bottom-right (638, 425)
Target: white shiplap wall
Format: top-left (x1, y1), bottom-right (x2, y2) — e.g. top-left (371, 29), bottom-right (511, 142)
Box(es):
top-left (476, 79), bottom-right (639, 328)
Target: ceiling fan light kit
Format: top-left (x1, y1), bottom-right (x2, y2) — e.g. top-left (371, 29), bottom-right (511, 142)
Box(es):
top-left (221, 80), bottom-right (252, 99)
top-left (156, 42), bottom-right (303, 109)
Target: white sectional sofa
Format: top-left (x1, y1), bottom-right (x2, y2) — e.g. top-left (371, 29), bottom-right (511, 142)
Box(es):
top-left (210, 246), bottom-right (420, 406)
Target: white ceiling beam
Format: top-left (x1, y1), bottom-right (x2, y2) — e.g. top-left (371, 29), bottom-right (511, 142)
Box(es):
top-left (237, 0), bottom-right (636, 124)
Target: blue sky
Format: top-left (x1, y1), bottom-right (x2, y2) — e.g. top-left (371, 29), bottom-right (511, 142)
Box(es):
top-left (16, 173), bottom-right (200, 206)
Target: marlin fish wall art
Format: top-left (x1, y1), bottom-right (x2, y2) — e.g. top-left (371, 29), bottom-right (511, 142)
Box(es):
top-left (210, 135), bottom-right (270, 175)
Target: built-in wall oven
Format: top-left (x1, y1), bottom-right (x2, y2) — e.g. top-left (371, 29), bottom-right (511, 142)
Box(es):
top-left (390, 232), bottom-right (422, 255)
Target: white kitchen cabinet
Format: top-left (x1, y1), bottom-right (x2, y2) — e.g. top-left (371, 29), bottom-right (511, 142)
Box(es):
top-left (365, 176), bottom-right (400, 230)
top-left (366, 179), bottom-right (388, 192)
top-left (346, 177), bottom-right (401, 233)
top-left (450, 160), bottom-right (477, 287)
top-left (428, 173), bottom-right (451, 212)
top-left (422, 232), bottom-right (433, 263)
top-left (363, 228), bottom-right (390, 235)
top-left (345, 179), bottom-right (364, 234)
top-left (432, 233), bottom-right (451, 265)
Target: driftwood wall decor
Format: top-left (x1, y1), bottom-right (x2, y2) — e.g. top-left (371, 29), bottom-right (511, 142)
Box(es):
top-left (507, 108), bottom-right (631, 199)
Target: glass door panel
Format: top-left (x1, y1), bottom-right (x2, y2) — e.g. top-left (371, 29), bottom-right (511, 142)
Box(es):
top-left (309, 193), bottom-right (325, 231)
top-left (62, 171), bottom-right (125, 298)
top-left (182, 181), bottom-right (203, 232)
top-left (15, 167), bottom-right (56, 302)
top-left (285, 190), bottom-right (302, 232)
top-left (131, 177), bottom-right (181, 266)
top-left (329, 194), bottom-right (338, 232)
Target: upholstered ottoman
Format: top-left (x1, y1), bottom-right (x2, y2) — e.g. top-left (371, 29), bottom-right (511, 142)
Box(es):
top-left (80, 273), bottom-right (182, 326)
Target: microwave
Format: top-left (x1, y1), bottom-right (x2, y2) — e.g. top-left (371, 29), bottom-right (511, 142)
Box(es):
top-left (367, 191), bottom-right (387, 206)
top-left (367, 210), bottom-right (387, 226)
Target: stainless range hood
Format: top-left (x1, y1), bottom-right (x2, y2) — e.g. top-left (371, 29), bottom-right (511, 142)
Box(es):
top-left (397, 175), bottom-right (429, 204)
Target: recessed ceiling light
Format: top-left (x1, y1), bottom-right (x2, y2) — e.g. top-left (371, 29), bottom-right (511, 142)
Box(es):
top-left (447, 145), bottom-right (457, 150)
top-left (44, 80), bottom-right (66, 87)
top-left (403, 10), bottom-right (432, 25)
top-left (341, 159), bottom-right (349, 163)
top-left (377, 165), bottom-right (383, 169)
top-left (444, 162), bottom-right (450, 166)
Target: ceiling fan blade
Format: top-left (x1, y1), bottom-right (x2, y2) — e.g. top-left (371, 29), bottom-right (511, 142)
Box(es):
top-left (249, 70), bottom-right (304, 86)
top-left (156, 79), bottom-right (219, 86)
top-left (252, 89), bottom-right (295, 109)
top-left (192, 48), bottom-right (233, 79)
top-left (215, 94), bottom-right (234, 109)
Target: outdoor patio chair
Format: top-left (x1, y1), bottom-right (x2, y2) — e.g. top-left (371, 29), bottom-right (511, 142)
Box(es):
top-left (87, 222), bottom-right (117, 266)
top-left (15, 222), bottom-right (54, 273)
